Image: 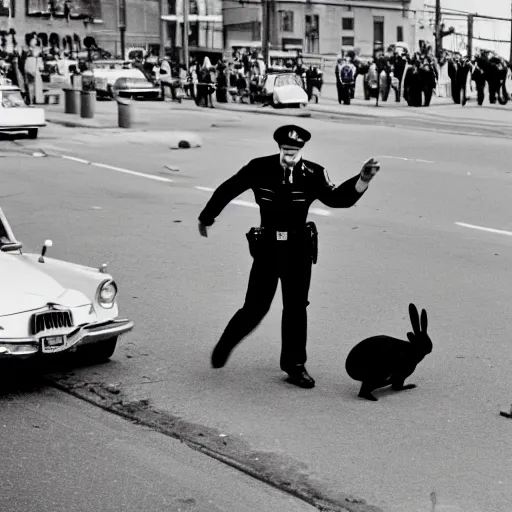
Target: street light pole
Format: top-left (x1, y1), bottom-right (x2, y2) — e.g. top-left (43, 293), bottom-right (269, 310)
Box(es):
top-left (183, 0), bottom-right (190, 67)
top-left (119, 0), bottom-right (127, 59)
top-left (261, 0), bottom-right (270, 67)
top-left (467, 14), bottom-right (473, 59)
top-left (160, 0), bottom-right (166, 58)
top-left (435, 0), bottom-right (442, 58)
top-left (510, 0), bottom-right (512, 63)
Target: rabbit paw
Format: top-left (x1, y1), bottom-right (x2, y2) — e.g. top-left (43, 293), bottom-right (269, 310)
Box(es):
top-left (358, 391), bottom-right (378, 401)
top-left (392, 383), bottom-right (417, 391)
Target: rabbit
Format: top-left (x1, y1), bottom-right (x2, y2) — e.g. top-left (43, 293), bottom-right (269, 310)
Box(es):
top-left (345, 303), bottom-right (432, 401)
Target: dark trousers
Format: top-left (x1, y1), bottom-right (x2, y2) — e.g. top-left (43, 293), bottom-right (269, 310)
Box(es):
top-left (216, 240), bottom-right (313, 370)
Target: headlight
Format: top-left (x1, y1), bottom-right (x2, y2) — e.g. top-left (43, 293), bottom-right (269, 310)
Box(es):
top-left (97, 280), bottom-right (118, 308)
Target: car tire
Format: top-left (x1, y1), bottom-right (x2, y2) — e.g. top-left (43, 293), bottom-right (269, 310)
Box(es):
top-left (80, 336), bottom-right (118, 364)
top-left (27, 128), bottom-right (38, 139)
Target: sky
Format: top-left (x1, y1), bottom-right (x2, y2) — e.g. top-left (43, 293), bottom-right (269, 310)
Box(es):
top-left (434, 0), bottom-right (511, 57)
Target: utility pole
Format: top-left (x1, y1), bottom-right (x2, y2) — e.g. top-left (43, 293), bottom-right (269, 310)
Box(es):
top-left (261, 0), bottom-right (270, 67)
top-left (119, 0), bottom-right (127, 59)
top-left (435, 0), bottom-right (442, 58)
top-left (183, 0), bottom-right (190, 68)
top-left (510, 0), bottom-right (512, 63)
top-left (467, 14), bottom-right (473, 59)
top-left (159, 0), bottom-right (166, 58)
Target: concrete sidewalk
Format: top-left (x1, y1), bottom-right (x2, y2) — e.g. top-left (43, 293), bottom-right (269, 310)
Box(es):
top-left (43, 87), bottom-right (512, 138)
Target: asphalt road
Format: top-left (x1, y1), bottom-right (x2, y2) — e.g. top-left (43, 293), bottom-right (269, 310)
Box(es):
top-left (0, 374), bottom-right (317, 512)
top-left (1, 110), bottom-right (512, 512)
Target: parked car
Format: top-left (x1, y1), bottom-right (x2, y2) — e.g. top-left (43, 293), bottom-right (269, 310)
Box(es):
top-left (0, 207), bottom-right (134, 361)
top-left (254, 71), bottom-right (308, 108)
top-left (113, 76), bottom-right (160, 100)
top-left (93, 63), bottom-right (158, 100)
top-left (0, 80), bottom-right (45, 139)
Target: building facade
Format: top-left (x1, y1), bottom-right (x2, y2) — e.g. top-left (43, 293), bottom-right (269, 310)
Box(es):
top-left (89, 0), bottom-right (223, 58)
top-left (0, 1), bottom-right (100, 50)
top-left (90, 0), bottom-right (161, 56)
top-left (223, 0), bottom-right (429, 58)
top-left (161, 0), bottom-right (223, 58)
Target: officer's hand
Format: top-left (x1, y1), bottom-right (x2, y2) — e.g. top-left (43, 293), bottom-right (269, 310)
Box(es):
top-left (198, 222), bottom-right (208, 238)
top-left (360, 157), bottom-right (380, 183)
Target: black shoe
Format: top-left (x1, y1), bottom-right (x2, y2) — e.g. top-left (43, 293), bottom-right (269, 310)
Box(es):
top-left (285, 366), bottom-right (315, 389)
top-left (211, 341), bottom-right (235, 369)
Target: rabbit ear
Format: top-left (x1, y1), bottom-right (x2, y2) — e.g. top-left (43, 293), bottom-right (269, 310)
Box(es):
top-left (409, 303), bottom-right (420, 335)
top-left (406, 332), bottom-right (415, 343)
top-left (421, 309), bottom-right (428, 333)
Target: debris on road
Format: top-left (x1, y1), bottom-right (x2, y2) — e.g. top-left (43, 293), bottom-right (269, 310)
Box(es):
top-left (499, 405), bottom-right (512, 418)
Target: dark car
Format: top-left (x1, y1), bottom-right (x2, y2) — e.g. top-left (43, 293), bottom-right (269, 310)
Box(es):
top-left (113, 76), bottom-right (160, 100)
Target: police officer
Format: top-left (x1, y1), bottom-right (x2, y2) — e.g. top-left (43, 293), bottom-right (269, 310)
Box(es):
top-left (198, 125), bottom-right (380, 388)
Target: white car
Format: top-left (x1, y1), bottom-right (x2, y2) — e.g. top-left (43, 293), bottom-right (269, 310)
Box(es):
top-left (0, 207), bottom-right (134, 361)
top-left (262, 72), bottom-right (308, 108)
top-left (0, 81), bottom-right (45, 139)
top-left (93, 64), bottom-right (155, 99)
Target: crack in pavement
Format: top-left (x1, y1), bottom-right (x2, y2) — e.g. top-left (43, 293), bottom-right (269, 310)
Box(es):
top-left (46, 375), bottom-right (384, 512)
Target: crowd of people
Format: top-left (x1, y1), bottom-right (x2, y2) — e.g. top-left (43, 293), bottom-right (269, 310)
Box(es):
top-left (0, 29), bottom-right (102, 104)
top-left (134, 50), bottom-right (324, 107)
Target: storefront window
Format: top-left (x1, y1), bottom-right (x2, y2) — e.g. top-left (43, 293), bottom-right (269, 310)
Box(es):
top-left (0, 0), bottom-right (15, 17)
top-left (26, 0), bottom-right (97, 19)
top-left (305, 14), bottom-right (319, 54)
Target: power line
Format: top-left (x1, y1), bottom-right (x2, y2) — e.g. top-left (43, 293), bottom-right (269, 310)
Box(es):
top-left (451, 32), bottom-right (511, 45)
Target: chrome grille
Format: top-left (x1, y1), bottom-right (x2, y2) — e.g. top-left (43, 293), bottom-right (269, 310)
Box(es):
top-left (31, 310), bottom-right (73, 335)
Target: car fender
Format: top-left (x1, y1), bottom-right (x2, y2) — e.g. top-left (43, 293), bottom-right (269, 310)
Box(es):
top-left (21, 253), bottom-right (118, 310)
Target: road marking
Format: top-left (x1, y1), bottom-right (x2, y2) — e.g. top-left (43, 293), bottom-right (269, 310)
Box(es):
top-left (61, 155), bottom-right (173, 183)
top-left (232, 199), bottom-right (258, 208)
top-left (60, 157), bottom-right (331, 215)
top-left (456, 222), bottom-right (512, 237)
top-left (378, 156), bottom-right (434, 164)
top-left (63, 155), bottom-right (89, 165)
top-left (195, 186), bottom-right (331, 216)
top-left (310, 208), bottom-right (330, 216)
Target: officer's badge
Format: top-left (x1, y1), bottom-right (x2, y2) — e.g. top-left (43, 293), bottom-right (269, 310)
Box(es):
top-left (288, 130), bottom-right (303, 143)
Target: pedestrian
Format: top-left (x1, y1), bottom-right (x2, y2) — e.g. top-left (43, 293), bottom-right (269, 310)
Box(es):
top-left (198, 125), bottom-right (380, 388)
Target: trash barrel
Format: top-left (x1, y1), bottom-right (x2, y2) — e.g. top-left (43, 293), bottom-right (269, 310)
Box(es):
top-left (63, 88), bottom-right (79, 114)
top-left (80, 90), bottom-right (96, 119)
top-left (116, 96), bottom-right (132, 129)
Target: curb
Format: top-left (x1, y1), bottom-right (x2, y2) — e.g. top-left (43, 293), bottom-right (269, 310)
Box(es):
top-left (46, 116), bottom-right (204, 147)
top-left (215, 104), bottom-right (312, 118)
top-left (212, 102), bottom-right (512, 138)
top-left (46, 115), bottom-right (116, 130)
top-left (305, 108), bottom-right (512, 139)
top-left (47, 376), bottom-right (384, 512)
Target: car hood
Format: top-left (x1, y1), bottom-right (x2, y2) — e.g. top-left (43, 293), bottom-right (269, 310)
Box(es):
top-left (0, 252), bottom-right (90, 316)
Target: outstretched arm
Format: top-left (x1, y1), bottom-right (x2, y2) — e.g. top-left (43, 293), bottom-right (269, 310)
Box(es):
top-left (198, 164), bottom-right (252, 232)
top-left (317, 158), bottom-right (380, 208)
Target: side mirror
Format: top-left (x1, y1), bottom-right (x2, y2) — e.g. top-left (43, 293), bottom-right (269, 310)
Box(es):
top-left (38, 239), bottom-right (53, 263)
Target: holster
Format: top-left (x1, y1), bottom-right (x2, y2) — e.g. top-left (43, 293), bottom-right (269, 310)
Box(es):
top-left (246, 227), bottom-right (265, 259)
top-left (306, 221), bottom-right (318, 264)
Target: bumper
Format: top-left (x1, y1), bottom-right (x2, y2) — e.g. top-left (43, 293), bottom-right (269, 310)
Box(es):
top-left (117, 89), bottom-right (160, 98)
top-left (0, 124), bottom-right (46, 130)
top-left (0, 318), bottom-right (134, 359)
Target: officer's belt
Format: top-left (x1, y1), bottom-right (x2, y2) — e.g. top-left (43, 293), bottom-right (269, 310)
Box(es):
top-left (260, 226), bottom-right (309, 241)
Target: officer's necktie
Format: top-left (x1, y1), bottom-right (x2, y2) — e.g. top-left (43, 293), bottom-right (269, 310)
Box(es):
top-left (284, 167), bottom-right (293, 185)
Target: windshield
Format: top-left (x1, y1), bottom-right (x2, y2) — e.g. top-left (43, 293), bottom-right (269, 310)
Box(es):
top-left (0, 208), bottom-right (20, 250)
top-left (275, 74), bottom-right (302, 88)
top-left (1, 90), bottom-right (25, 108)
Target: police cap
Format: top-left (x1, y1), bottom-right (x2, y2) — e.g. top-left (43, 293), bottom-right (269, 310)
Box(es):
top-left (273, 125), bottom-right (311, 148)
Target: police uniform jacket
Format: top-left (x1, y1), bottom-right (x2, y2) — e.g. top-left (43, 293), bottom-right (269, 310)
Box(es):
top-left (198, 154), bottom-right (365, 231)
